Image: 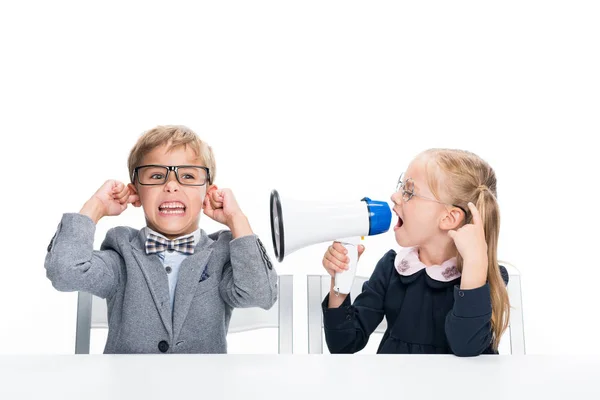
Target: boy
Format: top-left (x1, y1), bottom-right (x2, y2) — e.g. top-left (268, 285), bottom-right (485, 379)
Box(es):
top-left (45, 125), bottom-right (277, 353)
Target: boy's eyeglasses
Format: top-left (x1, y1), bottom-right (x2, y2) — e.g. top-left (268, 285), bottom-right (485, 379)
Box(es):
top-left (396, 173), bottom-right (467, 216)
top-left (133, 165), bottom-right (211, 186)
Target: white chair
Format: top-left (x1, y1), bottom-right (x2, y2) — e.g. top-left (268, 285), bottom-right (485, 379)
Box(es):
top-left (75, 274), bottom-right (293, 354)
top-left (307, 262), bottom-right (525, 355)
top-left (307, 275), bottom-right (387, 354)
top-left (498, 260), bottom-right (525, 355)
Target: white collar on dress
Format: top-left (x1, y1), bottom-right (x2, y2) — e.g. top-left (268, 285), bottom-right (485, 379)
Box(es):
top-left (394, 247), bottom-right (461, 282)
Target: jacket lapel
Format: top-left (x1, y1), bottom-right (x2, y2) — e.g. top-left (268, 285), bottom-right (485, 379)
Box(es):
top-left (172, 231), bottom-right (214, 341)
top-left (131, 229), bottom-right (173, 338)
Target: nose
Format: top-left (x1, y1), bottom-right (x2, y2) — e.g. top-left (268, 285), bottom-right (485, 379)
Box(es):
top-left (390, 191), bottom-right (402, 206)
top-left (163, 172), bottom-right (180, 193)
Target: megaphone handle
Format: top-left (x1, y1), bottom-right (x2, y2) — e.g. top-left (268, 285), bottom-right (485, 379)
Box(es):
top-left (334, 236), bottom-right (360, 296)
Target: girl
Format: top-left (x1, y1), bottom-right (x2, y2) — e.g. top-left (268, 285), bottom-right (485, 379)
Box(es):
top-left (321, 148), bottom-right (510, 356)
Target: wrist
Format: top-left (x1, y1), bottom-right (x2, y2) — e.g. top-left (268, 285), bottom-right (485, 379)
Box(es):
top-left (228, 212), bottom-right (252, 238)
top-left (80, 197), bottom-right (104, 224)
top-left (460, 257), bottom-right (488, 289)
top-left (328, 277), bottom-right (347, 308)
top-left (462, 253), bottom-right (488, 270)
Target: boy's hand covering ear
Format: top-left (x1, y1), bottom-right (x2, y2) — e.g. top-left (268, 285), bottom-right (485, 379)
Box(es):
top-left (203, 186), bottom-right (244, 227)
top-left (81, 180), bottom-right (140, 223)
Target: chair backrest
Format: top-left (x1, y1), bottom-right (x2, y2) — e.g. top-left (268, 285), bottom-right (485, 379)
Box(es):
top-left (498, 260), bottom-right (525, 355)
top-left (307, 261), bottom-right (525, 354)
top-left (75, 274), bottom-right (293, 354)
top-left (306, 275), bottom-right (387, 354)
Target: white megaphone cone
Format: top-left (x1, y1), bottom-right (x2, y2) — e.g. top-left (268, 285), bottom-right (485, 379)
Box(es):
top-left (270, 190), bottom-right (392, 294)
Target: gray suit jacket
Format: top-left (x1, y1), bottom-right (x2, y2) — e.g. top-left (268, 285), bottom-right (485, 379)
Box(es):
top-left (45, 213), bottom-right (278, 354)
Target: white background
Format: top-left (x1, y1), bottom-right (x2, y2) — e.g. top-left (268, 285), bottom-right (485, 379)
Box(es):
top-left (0, 1), bottom-right (598, 355)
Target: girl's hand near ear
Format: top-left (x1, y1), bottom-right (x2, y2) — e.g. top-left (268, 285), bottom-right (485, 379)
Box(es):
top-left (448, 202), bottom-right (488, 289)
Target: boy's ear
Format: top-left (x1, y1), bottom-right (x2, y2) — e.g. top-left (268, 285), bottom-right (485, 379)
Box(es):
top-left (127, 183), bottom-right (142, 208)
top-left (439, 208), bottom-right (464, 231)
top-left (202, 184), bottom-right (218, 209)
top-left (205, 184), bottom-right (218, 198)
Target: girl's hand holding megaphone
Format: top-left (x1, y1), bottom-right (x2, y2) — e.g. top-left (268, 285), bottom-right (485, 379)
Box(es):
top-left (322, 241), bottom-right (366, 278)
top-left (323, 241), bottom-right (366, 308)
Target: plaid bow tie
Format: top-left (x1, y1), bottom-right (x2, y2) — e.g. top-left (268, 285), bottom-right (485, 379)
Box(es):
top-left (145, 233), bottom-right (195, 255)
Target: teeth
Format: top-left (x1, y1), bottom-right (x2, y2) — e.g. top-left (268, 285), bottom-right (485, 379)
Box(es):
top-left (160, 202), bottom-right (185, 209)
top-left (160, 209), bottom-right (184, 214)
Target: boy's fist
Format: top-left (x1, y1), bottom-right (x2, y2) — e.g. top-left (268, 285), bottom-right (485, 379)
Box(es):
top-left (203, 186), bottom-right (253, 238)
top-left (203, 186), bottom-right (243, 227)
top-left (80, 180), bottom-right (141, 223)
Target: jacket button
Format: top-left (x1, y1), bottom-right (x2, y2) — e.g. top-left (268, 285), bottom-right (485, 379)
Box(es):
top-left (458, 291), bottom-right (465, 297)
top-left (158, 340), bottom-right (169, 353)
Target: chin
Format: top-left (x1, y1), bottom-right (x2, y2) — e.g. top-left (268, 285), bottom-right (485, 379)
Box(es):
top-left (394, 230), bottom-right (416, 248)
top-left (148, 218), bottom-right (190, 235)
top-left (159, 226), bottom-right (186, 235)
top-left (394, 231), bottom-right (408, 247)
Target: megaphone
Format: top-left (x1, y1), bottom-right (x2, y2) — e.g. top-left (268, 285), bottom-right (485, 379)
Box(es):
top-left (269, 189), bottom-right (392, 294)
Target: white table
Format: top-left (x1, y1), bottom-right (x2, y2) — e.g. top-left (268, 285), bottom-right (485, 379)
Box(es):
top-left (0, 355), bottom-right (598, 399)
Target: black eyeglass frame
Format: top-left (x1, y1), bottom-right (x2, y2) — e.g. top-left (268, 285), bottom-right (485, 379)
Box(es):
top-left (132, 165), bottom-right (211, 186)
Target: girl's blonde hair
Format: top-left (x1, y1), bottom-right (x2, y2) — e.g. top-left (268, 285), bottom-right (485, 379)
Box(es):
top-left (422, 148), bottom-right (509, 352)
top-left (127, 125), bottom-right (216, 185)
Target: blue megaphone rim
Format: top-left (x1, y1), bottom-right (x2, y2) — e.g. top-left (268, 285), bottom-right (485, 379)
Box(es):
top-left (361, 197), bottom-right (392, 236)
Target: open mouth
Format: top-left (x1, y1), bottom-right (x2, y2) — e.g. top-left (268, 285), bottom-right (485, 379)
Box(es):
top-left (158, 201), bottom-right (186, 215)
top-left (395, 216), bottom-right (404, 230)
top-left (393, 210), bottom-right (403, 231)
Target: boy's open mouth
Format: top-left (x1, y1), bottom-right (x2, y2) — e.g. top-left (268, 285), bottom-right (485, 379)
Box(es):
top-left (158, 201), bottom-right (186, 215)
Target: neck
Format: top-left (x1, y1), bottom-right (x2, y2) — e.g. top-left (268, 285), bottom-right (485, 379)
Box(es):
top-left (147, 225), bottom-right (199, 240)
top-left (417, 237), bottom-right (456, 266)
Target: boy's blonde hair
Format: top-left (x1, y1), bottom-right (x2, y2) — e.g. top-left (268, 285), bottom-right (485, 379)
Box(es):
top-left (127, 125), bottom-right (216, 185)
top-left (421, 148), bottom-right (510, 352)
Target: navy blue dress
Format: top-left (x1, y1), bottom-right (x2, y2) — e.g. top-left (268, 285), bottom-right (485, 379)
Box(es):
top-left (322, 250), bottom-right (509, 356)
